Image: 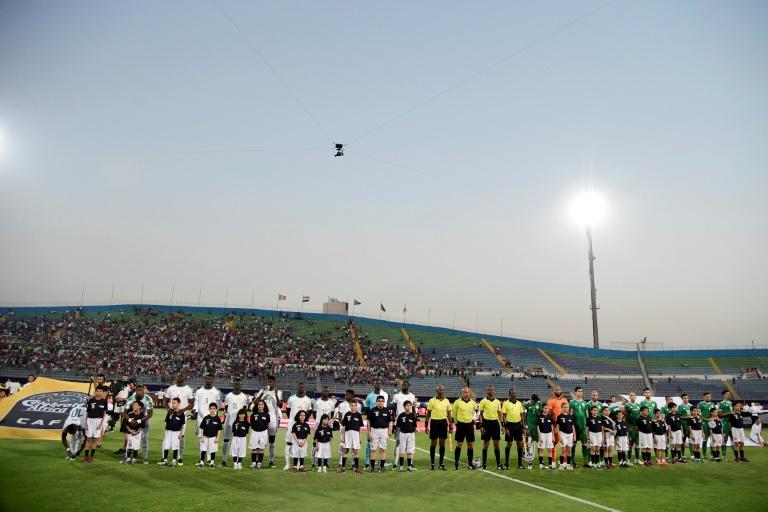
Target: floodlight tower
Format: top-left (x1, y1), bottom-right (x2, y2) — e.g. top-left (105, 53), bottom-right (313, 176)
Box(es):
top-left (569, 191), bottom-right (606, 349)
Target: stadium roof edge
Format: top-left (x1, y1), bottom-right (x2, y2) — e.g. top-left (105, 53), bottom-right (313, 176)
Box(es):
top-left (2, 304), bottom-right (765, 358)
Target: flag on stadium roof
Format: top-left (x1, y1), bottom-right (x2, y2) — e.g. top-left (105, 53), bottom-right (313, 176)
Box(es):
top-left (380, 303), bottom-right (386, 312)
top-left (353, 299), bottom-right (361, 306)
top-left (278, 294), bottom-right (286, 301)
top-left (302, 296), bottom-right (310, 302)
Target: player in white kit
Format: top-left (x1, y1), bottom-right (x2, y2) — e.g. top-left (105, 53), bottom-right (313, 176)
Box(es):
top-left (335, 389), bottom-right (358, 466)
top-left (62, 399), bottom-right (86, 460)
top-left (312, 386), bottom-right (336, 468)
top-left (194, 374), bottom-right (222, 430)
top-left (165, 374), bottom-right (195, 465)
top-left (194, 373), bottom-right (223, 460)
top-left (221, 377), bottom-right (250, 466)
top-left (390, 380), bottom-right (417, 467)
top-left (284, 382), bottom-right (312, 470)
top-left (253, 375), bottom-right (283, 467)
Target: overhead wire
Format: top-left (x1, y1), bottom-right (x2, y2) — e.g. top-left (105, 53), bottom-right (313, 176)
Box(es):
top-left (350, 0), bottom-right (617, 144)
top-left (212, 0), bottom-right (336, 146)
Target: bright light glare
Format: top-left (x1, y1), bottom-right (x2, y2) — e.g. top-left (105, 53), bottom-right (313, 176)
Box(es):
top-left (569, 190), bottom-right (607, 226)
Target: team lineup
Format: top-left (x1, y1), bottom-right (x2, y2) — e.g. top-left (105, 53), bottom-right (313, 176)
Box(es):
top-left (66, 373), bottom-right (759, 474)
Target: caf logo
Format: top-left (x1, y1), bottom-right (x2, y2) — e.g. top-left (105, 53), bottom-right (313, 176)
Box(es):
top-left (2, 391), bottom-right (88, 429)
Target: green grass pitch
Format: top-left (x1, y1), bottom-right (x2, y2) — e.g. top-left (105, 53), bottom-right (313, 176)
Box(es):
top-left (1, 425), bottom-right (765, 512)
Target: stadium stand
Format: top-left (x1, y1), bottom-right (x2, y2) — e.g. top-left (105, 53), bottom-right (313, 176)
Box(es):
top-left (1, 307), bottom-right (767, 402)
top-left (495, 345), bottom-right (559, 375)
top-left (547, 352), bottom-right (642, 375)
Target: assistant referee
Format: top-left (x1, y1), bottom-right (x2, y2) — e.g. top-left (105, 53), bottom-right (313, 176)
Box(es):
top-left (451, 387), bottom-right (477, 470)
top-left (501, 387), bottom-right (525, 469)
top-left (426, 385), bottom-right (452, 470)
top-left (478, 386), bottom-right (502, 470)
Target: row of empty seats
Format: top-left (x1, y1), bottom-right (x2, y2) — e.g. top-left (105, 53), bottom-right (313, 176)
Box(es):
top-left (550, 352), bottom-right (641, 375)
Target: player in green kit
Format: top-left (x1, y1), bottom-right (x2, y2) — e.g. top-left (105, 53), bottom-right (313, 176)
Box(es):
top-left (523, 394), bottom-right (542, 470)
top-left (660, 396), bottom-right (674, 459)
top-left (569, 387), bottom-right (589, 467)
top-left (677, 393), bottom-right (692, 460)
top-left (660, 396), bottom-right (673, 416)
top-left (698, 392), bottom-right (715, 458)
top-left (717, 390), bottom-right (734, 461)
top-left (624, 392), bottom-right (642, 465)
top-left (640, 388), bottom-right (657, 419)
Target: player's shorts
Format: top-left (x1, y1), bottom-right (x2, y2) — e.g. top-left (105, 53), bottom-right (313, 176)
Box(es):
top-left (398, 432), bottom-right (416, 455)
top-left (669, 430), bottom-right (683, 445)
top-left (721, 420), bottom-right (731, 438)
top-left (268, 412), bottom-right (278, 437)
top-left (429, 419), bottom-right (448, 440)
top-left (505, 422), bottom-right (523, 442)
top-left (316, 441), bottom-right (331, 459)
top-left (455, 422), bottom-right (475, 443)
top-left (731, 427), bottom-right (745, 443)
top-left (575, 423), bottom-right (588, 443)
top-left (85, 418), bottom-right (103, 438)
top-left (629, 424), bottom-right (639, 444)
top-left (481, 420), bottom-right (501, 441)
top-left (702, 421), bottom-right (711, 436)
top-left (527, 423), bottom-right (539, 442)
top-left (223, 416), bottom-right (235, 439)
top-left (163, 430), bottom-right (181, 451)
top-left (559, 432), bottom-right (574, 448)
top-left (285, 421), bottom-right (294, 444)
top-left (344, 430), bottom-right (361, 450)
top-left (682, 419), bottom-right (691, 437)
top-left (230, 436), bottom-right (247, 458)
top-left (539, 432), bottom-right (554, 449)
top-left (249, 429), bottom-right (268, 450)
top-left (616, 435), bottom-right (629, 452)
top-left (653, 434), bottom-right (667, 450)
top-left (689, 429), bottom-right (703, 447)
top-left (639, 432), bottom-right (653, 449)
top-left (710, 433), bottom-right (723, 447)
top-left (127, 432), bottom-right (142, 450)
top-left (589, 431), bottom-right (603, 447)
top-left (291, 441), bottom-right (308, 458)
top-left (370, 428), bottom-right (389, 450)
top-left (200, 436), bottom-right (218, 453)
top-left (604, 433), bottom-right (615, 448)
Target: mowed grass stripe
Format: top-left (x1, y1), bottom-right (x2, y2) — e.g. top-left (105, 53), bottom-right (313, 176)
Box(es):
top-left (414, 446), bottom-right (621, 512)
top-left (1, 424), bottom-right (766, 512)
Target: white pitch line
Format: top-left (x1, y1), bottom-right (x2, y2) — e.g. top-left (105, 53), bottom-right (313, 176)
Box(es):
top-left (414, 447), bottom-right (622, 512)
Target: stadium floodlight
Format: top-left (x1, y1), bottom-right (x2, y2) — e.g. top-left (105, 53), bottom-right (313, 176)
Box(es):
top-left (569, 190), bottom-right (607, 350)
top-left (569, 190), bottom-right (606, 227)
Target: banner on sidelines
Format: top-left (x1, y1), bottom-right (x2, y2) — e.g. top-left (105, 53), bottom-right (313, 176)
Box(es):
top-left (0, 377), bottom-right (91, 441)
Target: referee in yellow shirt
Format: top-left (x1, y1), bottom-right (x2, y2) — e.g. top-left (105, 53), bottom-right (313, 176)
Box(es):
top-left (426, 385), bottom-right (452, 470)
top-left (478, 386), bottom-right (502, 470)
top-left (451, 387), bottom-right (477, 470)
top-left (501, 387), bottom-right (526, 469)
